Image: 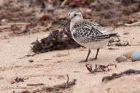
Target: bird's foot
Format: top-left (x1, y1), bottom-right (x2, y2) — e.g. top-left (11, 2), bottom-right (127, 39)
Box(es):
top-left (79, 59), bottom-right (88, 63)
top-left (89, 58), bottom-right (97, 61)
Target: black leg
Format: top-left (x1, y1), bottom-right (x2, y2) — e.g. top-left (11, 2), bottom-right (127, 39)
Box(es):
top-left (85, 49), bottom-right (91, 61)
top-left (94, 48), bottom-right (100, 60)
top-left (79, 49), bottom-right (91, 63)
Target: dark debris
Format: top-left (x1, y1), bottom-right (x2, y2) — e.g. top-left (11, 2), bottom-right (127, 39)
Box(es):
top-left (20, 75), bottom-right (76, 93)
top-left (31, 29), bottom-right (80, 53)
top-left (102, 69), bottom-right (140, 83)
top-left (11, 77), bottom-right (26, 84)
top-left (86, 64), bottom-right (117, 73)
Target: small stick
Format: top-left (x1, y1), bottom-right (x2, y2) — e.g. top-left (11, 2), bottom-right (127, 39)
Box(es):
top-left (18, 54), bottom-right (37, 59)
top-left (27, 83), bottom-right (44, 86)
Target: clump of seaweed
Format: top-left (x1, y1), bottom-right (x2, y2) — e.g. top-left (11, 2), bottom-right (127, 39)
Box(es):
top-left (31, 29), bottom-right (80, 53)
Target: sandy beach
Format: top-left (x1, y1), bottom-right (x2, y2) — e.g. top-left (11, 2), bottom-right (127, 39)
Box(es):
top-left (0, 26), bottom-right (140, 93)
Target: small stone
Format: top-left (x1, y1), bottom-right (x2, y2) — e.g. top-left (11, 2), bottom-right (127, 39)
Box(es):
top-left (131, 49), bottom-right (140, 62)
top-left (116, 56), bottom-right (127, 63)
top-left (123, 32), bottom-right (129, 35)
top-left (29, 59), bottom-right (34, 63)
top-left (1, 19), bottom-right (8, 25)
top-left (48, 77), bottom-right (52, 80)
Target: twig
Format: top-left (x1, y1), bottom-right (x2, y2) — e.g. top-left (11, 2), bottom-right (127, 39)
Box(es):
top-left (86, 64), bottom-right (94, 73)
top-left (18, 54), bottom-right (37, 59)
top-left (27, 83), bottom-right (44, 86)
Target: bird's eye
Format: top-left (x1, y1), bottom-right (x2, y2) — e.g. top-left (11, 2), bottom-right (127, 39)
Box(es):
top-left (74, 14), bottom-right (77, 16)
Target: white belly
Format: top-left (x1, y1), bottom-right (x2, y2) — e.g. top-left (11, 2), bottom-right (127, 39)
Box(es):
top-left (77, 39), bottom-right (108, 49)
top-left (71, 31), bottom-right (108, 49)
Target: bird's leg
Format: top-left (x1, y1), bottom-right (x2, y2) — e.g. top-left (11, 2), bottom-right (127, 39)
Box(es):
top-left (79, 49), bottom-right (91, 63)
top-left (85, 49), bottom-right (91, 61)
top-left (94, 48), bottom-right (100, 60)
top-left (90, 48), bottom-right (100, 61)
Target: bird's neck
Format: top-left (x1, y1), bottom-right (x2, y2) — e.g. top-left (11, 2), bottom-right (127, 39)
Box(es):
top-left (70, 17), bottom-right (83, 31)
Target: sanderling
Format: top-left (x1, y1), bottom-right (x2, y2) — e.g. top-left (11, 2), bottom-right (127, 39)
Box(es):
top-left (68, 10), bottom-right (117, 62)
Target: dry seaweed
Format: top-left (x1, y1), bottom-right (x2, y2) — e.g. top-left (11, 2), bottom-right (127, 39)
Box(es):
top-left (20, 75), bottom-right (76, 93)
top-left (102, 69), bottom-right (140, 83)
top-left (32, 79), bottom-right (76, 93)
top-left (31, 29), bottom-right (80, 53)
top-left (11, 77), bottom-right (27, 84)
top-left (86, 64), bottom-right (117, 73)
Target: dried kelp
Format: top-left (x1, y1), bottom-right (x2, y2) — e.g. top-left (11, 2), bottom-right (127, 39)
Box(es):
top-left (86, 64), bottom-right (117, 73)
top-left (20, 75), bottom-right (76, 93)
top-left (31, 29), bottom-right (80, 53)
top-left (102, 69), bottom-right (140, 83)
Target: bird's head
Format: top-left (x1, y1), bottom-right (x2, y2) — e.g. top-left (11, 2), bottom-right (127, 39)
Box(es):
top-left (68, 10), bottom-right (83, 20)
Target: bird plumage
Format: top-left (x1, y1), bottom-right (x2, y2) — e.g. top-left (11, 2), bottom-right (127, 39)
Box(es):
top-left (71, 20), bottom-right (117, 48)
top-left (68, 10), bottom-right (117, 62)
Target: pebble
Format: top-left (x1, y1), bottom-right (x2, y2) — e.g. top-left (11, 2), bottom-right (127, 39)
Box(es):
top-left (1, 19), bottom-right (8, 25)
top-left (131, 49), bottom-right (140, 62)
top-left (29, 59), bottom-right (34, 63)
top-left (116, 56), bottom-right (127, 63)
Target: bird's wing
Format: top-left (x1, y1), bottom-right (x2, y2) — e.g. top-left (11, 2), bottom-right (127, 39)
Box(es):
top-left (80, 20), bottom-right (104, 36)
top-left (81, 20), bottom-right (117, 41)
top-left (89, 21), bottom-right (118, 39)
top-left (90, 21), bottom-right (113, 34)
top-left (72, 20), bottom-right (117, 42)
top-left (80, 20), bottom-right (111, 34)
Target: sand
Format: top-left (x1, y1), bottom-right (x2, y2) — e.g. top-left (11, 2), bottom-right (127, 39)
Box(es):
top-left (0, 26), bottom-right (140, 93)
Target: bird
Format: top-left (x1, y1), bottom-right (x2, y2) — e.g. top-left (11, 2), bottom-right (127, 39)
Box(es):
top-left (68, 10), bottom-right (117, 62)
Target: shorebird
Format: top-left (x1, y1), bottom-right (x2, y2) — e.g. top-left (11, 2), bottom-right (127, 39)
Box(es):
top-left (68, 10), bottom-right (117, 62)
